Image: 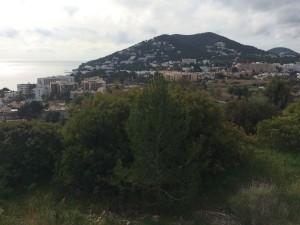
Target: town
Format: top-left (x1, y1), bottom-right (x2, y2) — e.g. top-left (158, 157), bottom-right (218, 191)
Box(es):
top-left (1, 56), bottom-right (300, 122)
top-left (0, 75), bottom-right (106, 121)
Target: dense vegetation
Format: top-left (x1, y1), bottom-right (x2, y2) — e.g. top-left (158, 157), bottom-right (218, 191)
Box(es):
top-left (1, 74), bottom-right (300, 224)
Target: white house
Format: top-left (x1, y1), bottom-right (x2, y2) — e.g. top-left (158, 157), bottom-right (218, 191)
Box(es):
top-left (33, 85), bottom-right (49, 101)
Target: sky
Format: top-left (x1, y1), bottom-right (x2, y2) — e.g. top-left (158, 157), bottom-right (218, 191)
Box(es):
top-left (0, 0), bottom-right (299, 62)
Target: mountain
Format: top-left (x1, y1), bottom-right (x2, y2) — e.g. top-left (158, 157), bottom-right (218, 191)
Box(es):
top-left (74, 32), bottom-right (298, 78)
top-left (268, 47), bottom-right (300, 57)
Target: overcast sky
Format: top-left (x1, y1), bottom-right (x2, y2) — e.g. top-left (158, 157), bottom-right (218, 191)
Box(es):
top-left (0, 0), bottom-right (299, 61)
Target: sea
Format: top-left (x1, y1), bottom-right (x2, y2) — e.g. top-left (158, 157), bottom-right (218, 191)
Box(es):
top-left (0, 60), bottom-right (83, 91)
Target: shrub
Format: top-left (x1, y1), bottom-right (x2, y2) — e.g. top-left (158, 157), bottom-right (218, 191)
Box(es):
top-left (0, 121), bottom-right (63, 189)
top-left (229, 182), bottom-right (289, 225)
top-left (58, 92), bottom-right (131, 196)
top-left (257, 98), bottom-right (300, 152)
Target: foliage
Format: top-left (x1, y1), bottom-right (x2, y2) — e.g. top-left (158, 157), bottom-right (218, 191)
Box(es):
top-left (0, 179), bottom-right (11, 200)
top-left (18, 101), bottom-right (44, 120)
top-left (45, 111), bottom-right (61, 123)
top-left (0, 121), bottom-right (62, 189)
top-left (257, 98), bottom-right (300, 152)
top-left (116, 74), bottom-right (247, 207)
top-left (265, 76), bottom-right (293, 109)
top-left (171, 83), bottom-right (248, 176)
top-left (227, 86), bottom-right (249, 99)
top-left (229, 182), bottom-right (289, 225)
top-left (118, 74), bottom-right (199, 204)
top-left (59, 92), bottom-right (132, 196)
top-left (225, 93), bottom-right (279, 134)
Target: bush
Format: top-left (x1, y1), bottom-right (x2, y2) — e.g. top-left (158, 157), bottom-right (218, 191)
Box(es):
top-left (229, 182), bottom-right (289, 225)
top-left (58, 92), bottom-right (131, 196)
top-left (0, 121), bottom-right (63, 189)
top-left (0, 179), bottom-right (11, 200)
top-left (257, 98), bottom-right (300, 152)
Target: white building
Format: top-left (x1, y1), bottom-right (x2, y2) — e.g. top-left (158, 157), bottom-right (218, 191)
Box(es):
top-left (33, 85), bottom-right (49, 101)
top-left (37, 75), bottom-right (74, 87)
top-left (17, 84), bottom-right (30, 95)
top-left (82, 77), bottom-right (106, 92)
top-left (215, 42), bottom-right (226, 48)
top-left (182, 58), bottom-right (197, 64)
top-left (282, 63), bottom-right (300, 72)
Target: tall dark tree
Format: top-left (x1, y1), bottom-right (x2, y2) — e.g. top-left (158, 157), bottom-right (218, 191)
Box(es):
top-left (118, 74), bottom-right (202, 203)
top-left (265, 77), bottom-right (293, 109)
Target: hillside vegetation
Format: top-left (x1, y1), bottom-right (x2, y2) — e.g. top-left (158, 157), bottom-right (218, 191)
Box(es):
top-left (0, 74), bottom-right (300, 224)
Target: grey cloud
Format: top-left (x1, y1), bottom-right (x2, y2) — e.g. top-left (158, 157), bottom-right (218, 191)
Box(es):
top-left (63, 6), bottom-right (79, 17)
top-left (107, 30), bottom-right (133, 44)
top-left (276, 27), bottom-right (300, 39)
top-left (64, 27), bottom-right (100, 42)
top-left (142, 26), bottom-right (157, 35)
top-left (112, 0), bottom-right (151, 8)
top-left (0, 28), bottom-right (19, 38)
top-left (33, 27), bottom-right (100, 42)
top-left (223, 0), bottom-right (299, 11)
top-left (35, 28), bottom-right (54, 37)
top-left (276, 9), bottom-right (300, 25)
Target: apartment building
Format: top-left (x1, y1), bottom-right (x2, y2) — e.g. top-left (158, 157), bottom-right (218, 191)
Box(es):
top-left (82, 77), bottom-right (106, 92)
top-left (50, 81), bottom-right (77, 94)
top-left (37, 75), bottom-right (74, 87)
top-left (17, 84), bottom-right (30, 95)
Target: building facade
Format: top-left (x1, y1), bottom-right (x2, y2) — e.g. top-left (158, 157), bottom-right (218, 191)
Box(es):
top-left (17, 84), bottom-right (30, 95)
top-left (82, 77), bottom-right (106, 92)
top-left (37, 75), bottom-right (74, 87)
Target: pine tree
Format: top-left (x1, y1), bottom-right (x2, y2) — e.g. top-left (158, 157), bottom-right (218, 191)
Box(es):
top-left (123, 73), bottom-right (200, 202)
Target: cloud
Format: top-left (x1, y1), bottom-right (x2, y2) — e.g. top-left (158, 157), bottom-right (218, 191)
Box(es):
top-left (107, 30), bottom-right (133, 44)
top-left (142, 26), bottom-right (157, 36)
top-left (0, 28), bottom-right (19, 38)
top-left (112, 0), bottom-right (152, 8)
top-left (63, 6), bottom-right (79, 17)
top-left (0, 0), bottom-right (300, 60)
top-left (35, 28), bottom-right (54, 37)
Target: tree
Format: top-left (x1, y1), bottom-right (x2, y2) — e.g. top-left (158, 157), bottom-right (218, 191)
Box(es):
top-left (59, 92), bottom-right (131, 196)
top-left (116, 74), bottom-right (228, 206)
top-left (18, 101), bottom-right (43, 120)
top-left (45, 111), bottom-right (61, 123)
top-left (117, 73), bottom-right (204, 203)
top-left (257, 98), bottom-right (300, 152)
top-left (225, 93), bottom-right (279, 134)
top-left (227, 86), bottom-right (249, 99)
top-left (171, 87), bottom-right (248, 176)
top-left (265, 77), bottom-right (293, 109)
top-left (0, 121), bottom-right (62, 188)
top-left (0, 87), bottom-right (10, 97)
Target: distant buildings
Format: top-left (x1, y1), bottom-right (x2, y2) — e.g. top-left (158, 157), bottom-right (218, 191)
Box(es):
top-left (235, 62), bottom-right (276, 73)
top-left (37, 75), bottom-right (74, 87)
top-left (17, 84), bottom-right (30, 95)
top-left (182, 58), bottom-right (197, 64)
top-left (160, 70), bottom-right (215, 82)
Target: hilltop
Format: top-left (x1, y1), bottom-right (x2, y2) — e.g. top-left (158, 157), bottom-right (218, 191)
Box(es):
top-left (73, 32), bottom-right (300, 79)
top-left (268, 47), bottom-right (300, 57)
